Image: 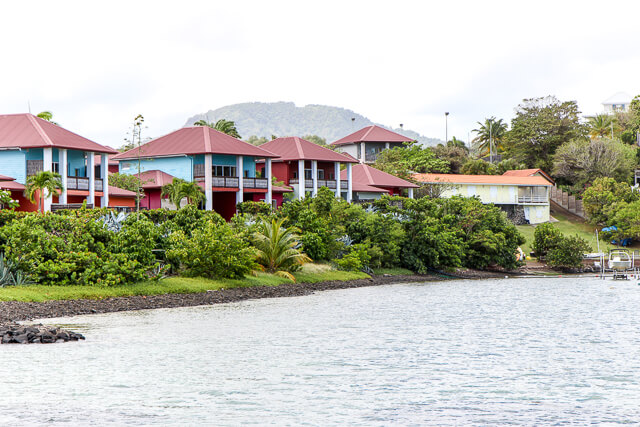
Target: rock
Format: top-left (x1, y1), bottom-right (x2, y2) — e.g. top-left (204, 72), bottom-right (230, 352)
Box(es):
top-left (40, 333), bottom-right (56, 344)
top-left (13, 334), bottom-right (29, 344)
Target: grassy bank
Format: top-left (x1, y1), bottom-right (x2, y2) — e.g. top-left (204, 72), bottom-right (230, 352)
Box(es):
top-left (0, 264), bottom-right (370, 303)
top-left (516, 210), bottom-right (616, 254)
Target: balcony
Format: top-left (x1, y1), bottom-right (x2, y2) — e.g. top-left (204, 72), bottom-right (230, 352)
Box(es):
top-left (290, 179), bottom-right (348, 190)
top-left (517, 196), bottom-right (548, 204)
top-left (66, 177), bottom-right (103, 192)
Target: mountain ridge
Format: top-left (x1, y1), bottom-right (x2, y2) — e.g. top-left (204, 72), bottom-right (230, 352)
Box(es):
top-left (184, 102), bottom-right (441, 146)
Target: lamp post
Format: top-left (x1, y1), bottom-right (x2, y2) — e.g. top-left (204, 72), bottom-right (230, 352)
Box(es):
top-left (445, 112), bottom-right (449, 144)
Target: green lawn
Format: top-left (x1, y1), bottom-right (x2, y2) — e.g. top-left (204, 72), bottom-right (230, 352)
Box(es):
top-left (516, 210), bottom-right (621, 255)
top-left (0, 266), bottom-right (370, 303)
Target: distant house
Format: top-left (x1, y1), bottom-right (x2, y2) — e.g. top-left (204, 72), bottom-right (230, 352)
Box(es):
top-left (256, 136), bottom-right (357, 203)
top-left (330, 125), bottom-right (413, 164)
top-left (112, 126), bottom-right (279, 219)
top-left (602, 92), bottom-right (633, 113)
top-left (340, 164), bottom-right (418, 202)
top-left (0, 113), bottom-right (118, 211)
top-left (413, 172), bottom-right (552, 224)
top-left (502, 168), bottom-right (554, 185)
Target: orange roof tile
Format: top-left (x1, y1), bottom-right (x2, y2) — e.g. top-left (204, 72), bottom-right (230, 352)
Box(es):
top-left (502, 168), bottom-right (554, 184)
top-left (413, 173), bottom-right (552, 186)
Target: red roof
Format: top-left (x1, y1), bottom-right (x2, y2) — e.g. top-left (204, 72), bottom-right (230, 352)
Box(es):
top-left (112, 126), bottom-right (279, 160)
top-left (502, 168), bottom-right (554, 184)
top-left (0, 180), bottom-right (24, 191)
top-left (414, 173), bottom-right (552, 186)
top-left (258, 137), bottom-right (357, 163)
top-left (0, 114), bottom-right (117, 154)
top-left (94, 153), bottom-right (120, 166)
top-left (341, 164), bottom-right (418, 191)
top-left (330, 125), bottom-right (414, 147)
top-left (131, 169), bottom-right (177, 189)
top-left (0, 174), bottom-right (15, 181)
top-left (273, 185), bottom-right (293, 193)
top-left (108, 185), bottom-right (137, 198)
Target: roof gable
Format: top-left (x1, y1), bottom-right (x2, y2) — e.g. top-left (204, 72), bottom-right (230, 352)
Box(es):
top-left (113, 126), bottom-right (279, 160)
top-left (0, 114), bottom-right (117, 154)
top-left (502, 168), bottom-right (554, 184)
top-left (340, 163), bottom-right (418, 189)
top-left (330, 125), bottom-right (413, 146)
top-left (259, 137), bottom-right (357, 163)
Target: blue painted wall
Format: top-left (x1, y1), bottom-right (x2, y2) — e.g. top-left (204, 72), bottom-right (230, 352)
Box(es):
top-left (243, 156), bottom-right (256, 178)
top-left (0, 150), bottom-right (26, 184)
top-left (119, 156), bottom-right (193, 181)
top-left (25, 148), bottom-right (43, 161)
top-left (67, 150), bottom-right (86, 177)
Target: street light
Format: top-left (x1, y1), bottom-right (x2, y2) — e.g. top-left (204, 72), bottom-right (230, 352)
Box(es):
top-left (445, 112), bottom-right (449, 144)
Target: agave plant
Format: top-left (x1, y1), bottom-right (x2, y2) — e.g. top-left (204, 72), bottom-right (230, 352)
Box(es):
top-left (99, 211), bottom-right (129, 232)
top-left (0, 253), bottom-right (33, 287)
top-left (252, 218), bottom-right (311, 281)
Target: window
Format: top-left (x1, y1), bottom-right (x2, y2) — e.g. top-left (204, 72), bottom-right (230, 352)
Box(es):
top-left (317, 170), bottom-right (325, 179)
top-left (244, 170), bottom-right (249, 178)
top-left (304, 169), bottom-right (312, 179)
top-left (292, 171), bottom-right (297, 179)
top-left (213, 165), bottom-right (237, 177)
top-left (52, 162), bottom-right (60, 174)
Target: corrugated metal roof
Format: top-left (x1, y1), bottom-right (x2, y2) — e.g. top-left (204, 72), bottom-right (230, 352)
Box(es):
top-left (0, 180), bottom-right (24, 190)
top-left (502, 168), bottom-right (554, 184)
top-left (94, 153), bottom-right (120, 165)
top-left (602, 92), bottom-right (632, 105)
top-left (0, 114), bottom-right (117, 154)
top-left (259, 137), bottom-right (357, 163)
top-left (330, 125), bottom-right (413, 146)
top-left (134, 169), bottom-right (177, 189)
top-left (112, 126), bottom-right (279, 160)
top-left (414, 173), bottom-right (552, 186)
top-left (341, 164), bottom-right (418, 189)
top-left (108, 185), bottom-right (137, 197)
top-left (0, 174), bottom-right (15, 181)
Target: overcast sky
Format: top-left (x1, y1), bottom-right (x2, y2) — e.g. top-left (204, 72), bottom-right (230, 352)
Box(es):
top-left (1, 0), bottom-right (639, 148)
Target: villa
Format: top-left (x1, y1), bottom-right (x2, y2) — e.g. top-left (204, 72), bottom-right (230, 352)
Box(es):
top-left (330, 125), bottom-right (413, 164)
top-left (0, 113), bottom-right (124, 212)
top-left (413, 172), bottom-right (552, 224)
top-left (256, 136), bottom-right (357, 203)
top-left (112, 126), bottom-right (279, 219)
top-left (339, 164), bottom-right (418, 202)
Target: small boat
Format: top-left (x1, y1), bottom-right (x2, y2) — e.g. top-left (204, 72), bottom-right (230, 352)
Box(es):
top-left (608, 250), bottom-right (632, 271)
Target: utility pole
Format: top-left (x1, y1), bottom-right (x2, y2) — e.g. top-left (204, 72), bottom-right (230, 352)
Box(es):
top-left (489, 120), bottom-right (493, 164)
top-left (445, 112), bottom-right (449, 144)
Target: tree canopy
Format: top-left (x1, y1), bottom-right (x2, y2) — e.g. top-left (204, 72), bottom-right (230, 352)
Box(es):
top-left (194, 118), bottom-right (241, 139)
top-left (374, 141), bottom-right (449, 179)
top-left (472, 117), bottom-right (507, 158)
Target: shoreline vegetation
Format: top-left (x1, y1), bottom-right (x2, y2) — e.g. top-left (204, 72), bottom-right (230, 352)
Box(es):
top-left (1, 267), bottom-right (511, 323)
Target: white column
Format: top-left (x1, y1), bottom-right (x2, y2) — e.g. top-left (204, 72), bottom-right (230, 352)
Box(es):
top-left (408, 188), bottom-right (414, 199)
top-left (265, 158), bottom-right (272, 207)
top-left (101, 153), bottom-right (109, 208)
top-left (360, 142), bottom-right (365, 163)
top-left (334, 162), bottom-right (341, 198)
top-left (205, 154), bottom-right (213, 211)
top-left (385, 142), bottom-right (390, 150)
top-left (311, 160), bottom-right (318, 197)
top-left (346, 162), bottom-right (353, 203)
top-left (298, 159), bottom-right (305, 200)
top-left (43, 147), bottom-right (53, 212)
top-left (236, 155), bottom-right (244, 205)
top-left (87, 151), bottom-right (95, 207)
top-left (60, 149), bottom-right (68, 204)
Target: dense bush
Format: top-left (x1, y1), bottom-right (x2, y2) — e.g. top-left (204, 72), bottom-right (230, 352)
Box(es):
top-left (546, 235), bottom-right (592, 269)
top-left (532, 223), bottom-right (563, 259)
top-left (335, 243), bottom-right (371, 271)
top-left (166, 219), bottom-right (256, 279)
top-left (582, 177), bottom-right (639, 226)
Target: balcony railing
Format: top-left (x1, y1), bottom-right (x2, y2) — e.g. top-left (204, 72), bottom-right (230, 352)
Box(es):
top-left (290, 179), bottom-right (348, 190)
top-left (243, 177), bottom-right (268, 189)
top-left (517, 196), bottom-right (548, 204)
top-left (66, 177), bottom-right (103, 192)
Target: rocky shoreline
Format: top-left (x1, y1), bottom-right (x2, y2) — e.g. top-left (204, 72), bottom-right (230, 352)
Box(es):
top-left (0, 270), bottom-right (510, 343)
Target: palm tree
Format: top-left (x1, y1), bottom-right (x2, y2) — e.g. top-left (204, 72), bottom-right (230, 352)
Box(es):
top-left (472, 117), bottom-right (507, 158)
top-left (161, 178), bottom-right (205, 209)
top-left (36, 111), bottom-right (58, 125)
top-left (252, 218), bottom-right (311, 281)
top-left (24, 171), bottom-right (64, 213)
top-left (587, 114), bottom-right (618, 139)
top-left (194, 118), bottom-right (241, 139)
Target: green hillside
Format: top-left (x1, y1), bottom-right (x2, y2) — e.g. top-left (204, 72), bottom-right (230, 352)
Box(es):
top-left (184, 102), bottom-right (441, 146)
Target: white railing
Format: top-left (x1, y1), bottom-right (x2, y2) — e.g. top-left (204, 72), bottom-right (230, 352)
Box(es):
top-left (517, 196), bottom-right (548, 204)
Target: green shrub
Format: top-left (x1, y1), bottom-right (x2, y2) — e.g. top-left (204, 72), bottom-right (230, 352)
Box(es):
top-left (546, 235), bottom-right (591, 269)
top-left (532, 223), bottom-right (562, 258)
top-left (166, 219), bottom-right (256, 279)
top-left (335, 243), bottom-right (371, 271)
top-left (237, 201), bottom-right (271, 216)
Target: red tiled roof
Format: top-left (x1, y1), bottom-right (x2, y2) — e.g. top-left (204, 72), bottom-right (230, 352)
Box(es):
top-left (0, 174), bottom-right (15, 181)
top-left (414, 173), bottom-right (552, 186)
top-left (112, 126), bottom-right (279, 160)
top-left (502, 168), bottom-right (554, 184)
top-left (330, 125), bottom-right (414, 146)
top-left (273, 185), bottom-right (293, 193)
top-left (0, 114), bottom-right (117, 154)
top-left (341, 164), bottom-right (419, 190)
top-left (351, 182), bottom-right (389, 193)
top-left (108, 185), bottom-right (137, 198)
top-left (259, 137), bottom-right (357, 163)
top-left (132, 169), bottom-right (177, 189)
top-left (0, 180), bottom-right (24, 191)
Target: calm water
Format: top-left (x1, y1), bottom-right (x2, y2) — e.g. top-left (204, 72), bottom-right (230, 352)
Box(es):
top-left (2, 277), bottom-right (640, 425)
